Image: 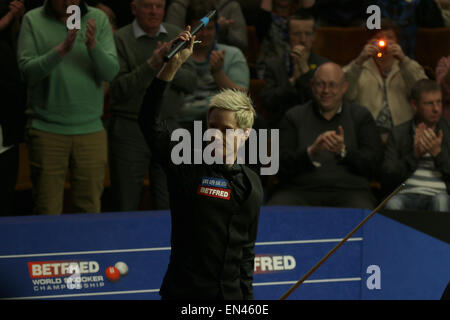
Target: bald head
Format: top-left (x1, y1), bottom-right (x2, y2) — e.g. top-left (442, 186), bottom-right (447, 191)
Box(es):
top-left (134, 0), bottom-right (166, 4)
top-left (311, 62), bottom-right (348, 116)
top-left (313, 62), bottom-right (345, 83)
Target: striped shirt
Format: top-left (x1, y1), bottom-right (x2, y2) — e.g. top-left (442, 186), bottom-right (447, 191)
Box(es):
top-left (401, 153), bottom-right (447, 196)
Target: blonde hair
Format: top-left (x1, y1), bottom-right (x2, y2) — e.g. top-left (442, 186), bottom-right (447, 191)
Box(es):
top-left (208, 89), bottom-right (256, 129)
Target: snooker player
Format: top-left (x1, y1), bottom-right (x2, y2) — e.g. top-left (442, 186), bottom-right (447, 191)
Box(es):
top-left (138, 27), bottom-right (264, 300)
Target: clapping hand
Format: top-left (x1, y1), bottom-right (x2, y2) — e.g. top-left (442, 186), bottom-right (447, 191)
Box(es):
top-left (9, 0), bottom-right (25, 20)
top-left (290, 44), bottom-right (309, 83)
top-left (57, 28), bottom-right (78, 58)
top-left (414, 123), bottom-right (443, 158)
top-left (210, 50), bottom-right (225, 74)
top-left (308, 126), bottom-right (345, 157)
top-left (85, 19), bottom-right (97, 50)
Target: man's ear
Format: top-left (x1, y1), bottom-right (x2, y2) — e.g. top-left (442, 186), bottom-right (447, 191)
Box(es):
top-left (342, 81), bottom-right (349, 94)
top-left (410, 99), bottom-right (418, 113)
top-left (240, 129), bottom-right (250, 142)
top-left (131, 1), bottom-right (137, 16)
top-left (243, 129), bottom-right (250, 141)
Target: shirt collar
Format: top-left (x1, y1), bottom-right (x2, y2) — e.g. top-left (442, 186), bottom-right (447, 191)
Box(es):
top-left (132, 19), bottom-right (168, 39)
top-left (318, 102), bottom-right (343, 118)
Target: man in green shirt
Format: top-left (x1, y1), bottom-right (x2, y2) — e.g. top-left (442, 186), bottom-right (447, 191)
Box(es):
top-left (17, 0), bottom-right (119, 215)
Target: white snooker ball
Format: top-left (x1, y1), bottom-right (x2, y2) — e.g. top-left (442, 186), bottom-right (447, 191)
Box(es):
top-left (115, 262), bottom-right (129, 276)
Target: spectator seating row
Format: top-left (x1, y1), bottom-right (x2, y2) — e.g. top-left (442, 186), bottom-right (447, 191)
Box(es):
top-left (245, 26), bottom-right (450, 76)
top-left (15, 27), bottom-right (450, 198)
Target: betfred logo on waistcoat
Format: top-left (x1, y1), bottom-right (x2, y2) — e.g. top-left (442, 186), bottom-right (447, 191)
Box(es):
top-left (254, 255), bottom-right (296, 274)
top-left (197, 177), bottom-right (231, 200)
top-left (197, 186), bottom-right (231, 200)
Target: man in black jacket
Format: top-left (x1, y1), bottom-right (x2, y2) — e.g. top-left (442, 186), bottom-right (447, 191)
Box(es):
top-left (138, 29), bottom-right (263, 300)
top-left (382, 79), bottom-right (450, 212)
top-left (267, 62), bottom-right (382, 209)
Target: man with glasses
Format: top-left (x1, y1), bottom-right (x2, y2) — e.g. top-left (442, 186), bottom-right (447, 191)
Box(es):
top-left (260, 9), bottom-right (328, 128)
top-left (267, 62), bottom-right (382, 209)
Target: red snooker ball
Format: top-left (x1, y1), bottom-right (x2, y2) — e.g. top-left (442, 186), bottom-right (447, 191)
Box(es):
top-left (105, 266), bottom-right (121, 282)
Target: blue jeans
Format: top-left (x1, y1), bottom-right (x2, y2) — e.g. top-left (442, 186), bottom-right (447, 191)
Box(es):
top-left (385, 193), bottom-right (450, 212)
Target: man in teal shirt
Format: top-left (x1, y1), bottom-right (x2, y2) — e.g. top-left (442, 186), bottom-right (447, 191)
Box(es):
top-left (17, 0), bottom-right (119, 215)
top-left (177, 2), bottom-right (249, 124)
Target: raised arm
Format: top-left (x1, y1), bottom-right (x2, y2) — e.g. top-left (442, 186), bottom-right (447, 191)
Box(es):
top-left (138, 28), bottom-right (195, 164)
top-left (111, 29), bottom-right (197, 104)
top-left (0, 7), bottom-right (14, 31)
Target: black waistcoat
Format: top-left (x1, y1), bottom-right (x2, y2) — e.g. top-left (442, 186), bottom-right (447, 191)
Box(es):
top-left (160, 162), bottom-right (263, 300)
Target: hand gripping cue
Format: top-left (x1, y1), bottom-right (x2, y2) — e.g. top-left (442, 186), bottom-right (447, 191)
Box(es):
top-left (164, 10), bottom-right (217, 62)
